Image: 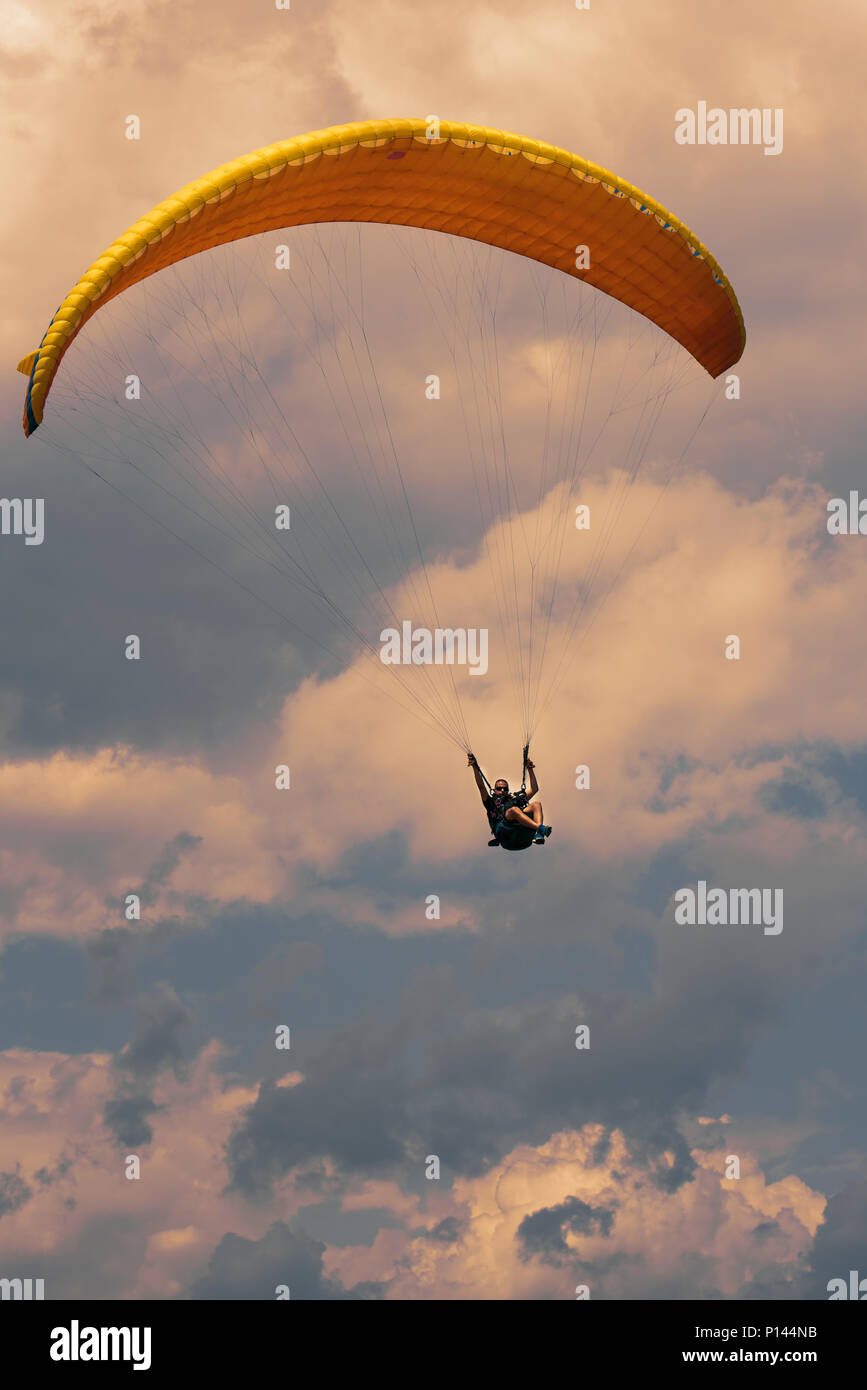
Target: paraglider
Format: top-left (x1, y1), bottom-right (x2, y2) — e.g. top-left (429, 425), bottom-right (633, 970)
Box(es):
top-left (17, 118), bottom-right (744, 436)
top-left (17, 118), bottom-right (744, 848)
top-left (467, 751), bottom-right (551, 850)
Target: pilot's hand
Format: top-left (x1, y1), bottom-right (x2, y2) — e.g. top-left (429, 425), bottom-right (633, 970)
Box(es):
top-left (467, 753), bottom-right (477, 767)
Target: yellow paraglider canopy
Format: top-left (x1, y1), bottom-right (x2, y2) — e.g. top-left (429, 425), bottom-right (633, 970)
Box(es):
top-left (18, 117), bottom-right (744, 436)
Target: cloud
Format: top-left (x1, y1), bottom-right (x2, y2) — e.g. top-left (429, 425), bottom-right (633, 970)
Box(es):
top-left (0, 1046), bottom-right (299, 1298)
top-left (801, 1177), bottom-right (867, 1300)
top-left (517, 1194), bottom-right (616, 1264)
top-left (7, 463), bottom-right (857, 945)
top-left (221, 946), bottom-right (785, 1200)
top-left (0, 1167), bottom-right (33, 1220)
top-left (326, 1127), bottom-right (824, 1299)
top-left (2, 0), bottom-right (866, 1304)
top-left (101, 983), bottom-right (195, 1146)
top-left (189, 1221), bottom-right (380, 1300)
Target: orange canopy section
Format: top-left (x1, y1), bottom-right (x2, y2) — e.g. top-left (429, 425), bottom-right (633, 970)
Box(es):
top-left (18, 118), bottom-right (745, 436)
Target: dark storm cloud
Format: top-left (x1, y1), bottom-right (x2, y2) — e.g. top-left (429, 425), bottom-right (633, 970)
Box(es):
top-left (517, 1195), bottom-right (615, 1265)
top-left (223, 932), bottom-right (778, 1197)
top-left (737, 1271), bottom-right (803, 1300)
top-left (115, 984), bottom-right (193, 1080)
top-left (293, 1198), bottom-right (403, 1248)
top-left (103, 983), bottom-right (194, 1145)
top-left (801, 1177), bottom-right (867, 1300)
top-left (6, 1214), bottom-right (149, 1301)
top-left (2, 823), bottom-right (852, 1278)
top-left (746, 743), bottom-right (867, 823)
top-left (34, 1156), bottom-right (73, 1187)
top-left (0, 1169), bottom-right (33, 1219)
top-left (136, 832), bottom-right (203, 908)
top-left (0, 854), bottom-right (751, 1228)
top-left (812, 745), bottom-right (867, 815)
top-left (0, 436), bottom-right (311, 757)
top-left (428, 1215), bottom-right (464, 1243)
top-left (87, 927), bottom-right (140, 1004)
top-left (87, 908), bottom-right (213, 1008)
top-left (188, 1221), bottom-right (383, 1300)
top-left (103, 1093), bottom-right (161, 1149)
top-left (752, 1219), bottom-right (782, 1241)
top-left (758, 771), bottom-right (826, 819)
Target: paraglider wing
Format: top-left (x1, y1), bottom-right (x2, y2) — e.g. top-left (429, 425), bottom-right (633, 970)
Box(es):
top-left (18, 117), bottom-right (744, 436)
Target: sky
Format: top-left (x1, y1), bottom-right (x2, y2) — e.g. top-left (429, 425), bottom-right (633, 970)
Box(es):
top-left (0, 0), bottom-right (865, 1301)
